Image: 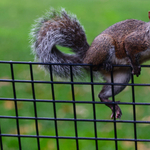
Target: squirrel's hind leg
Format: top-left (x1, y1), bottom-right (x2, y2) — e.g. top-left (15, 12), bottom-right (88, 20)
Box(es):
top-left (98, 68), bottom-right (131, 119)
top-left (98, 85), bottom-right (122, 119)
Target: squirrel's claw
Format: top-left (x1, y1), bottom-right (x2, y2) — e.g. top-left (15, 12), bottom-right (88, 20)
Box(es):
top-left (132, 65), bottom-right (141, 77)
top-left (103, 62), bottom-right (113, 71)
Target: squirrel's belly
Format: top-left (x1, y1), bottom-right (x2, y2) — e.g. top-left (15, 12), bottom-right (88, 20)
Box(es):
top-left (111, 54), bottom-right (128, 65)
top-left (109, 45), bottom-right (128, 65)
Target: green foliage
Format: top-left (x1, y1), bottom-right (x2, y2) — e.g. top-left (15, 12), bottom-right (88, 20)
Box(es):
top-left (1, 0), bottom-right (150, 150)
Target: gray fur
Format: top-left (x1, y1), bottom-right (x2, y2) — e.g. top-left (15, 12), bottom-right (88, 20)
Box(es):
top-left (30, 8), bottom-right (89, 78)
top-left (99, 68), bottom-right (131, 99)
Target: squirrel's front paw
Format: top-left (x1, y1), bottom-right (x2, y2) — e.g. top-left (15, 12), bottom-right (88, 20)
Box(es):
top-left (132, 65), bottom-right (141, 77)
top-left (103, 62), bottom-right (113, 71)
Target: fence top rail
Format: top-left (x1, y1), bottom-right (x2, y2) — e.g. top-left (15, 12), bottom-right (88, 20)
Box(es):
top-left (0, 60), bottom-right (150, 68)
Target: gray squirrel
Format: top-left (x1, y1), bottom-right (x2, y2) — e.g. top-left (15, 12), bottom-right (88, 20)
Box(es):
top-left (30, 8), bottom-right (150, 119)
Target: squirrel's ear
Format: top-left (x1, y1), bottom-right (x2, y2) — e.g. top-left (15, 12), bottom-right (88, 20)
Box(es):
top-left (148, 11), bottom-right (150, 20)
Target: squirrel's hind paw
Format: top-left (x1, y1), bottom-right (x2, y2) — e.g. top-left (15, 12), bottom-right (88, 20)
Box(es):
top-left (110, 102), bottom-right (122, 119)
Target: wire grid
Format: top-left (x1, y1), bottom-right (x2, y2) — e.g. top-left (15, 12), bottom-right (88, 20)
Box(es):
top-left (0, 61), bottom-right (150, 150)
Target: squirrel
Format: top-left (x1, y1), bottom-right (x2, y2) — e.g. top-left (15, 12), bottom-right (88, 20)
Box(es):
top-left (30, 8), bottom-right (150, 119)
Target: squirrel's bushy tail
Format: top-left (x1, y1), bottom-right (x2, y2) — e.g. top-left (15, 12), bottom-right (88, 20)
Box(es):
top-left (30, 8), bottom-right (89, 78)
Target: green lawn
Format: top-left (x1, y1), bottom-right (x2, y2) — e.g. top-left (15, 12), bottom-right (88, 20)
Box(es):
top-left (1, 0), bottom-right (150, 150)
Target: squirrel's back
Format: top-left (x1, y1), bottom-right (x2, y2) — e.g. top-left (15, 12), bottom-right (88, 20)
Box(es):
top-left (102, 19), bottom-right (146, 38)
top-left (83, 19), bottom-right (147, 66)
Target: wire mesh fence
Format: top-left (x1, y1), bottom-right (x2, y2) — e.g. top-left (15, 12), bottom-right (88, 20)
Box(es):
top-left (0, 61), bottom-right (150, 150)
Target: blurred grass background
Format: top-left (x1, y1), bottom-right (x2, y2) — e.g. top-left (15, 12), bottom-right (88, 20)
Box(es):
top-left (1, 0), bottom-right (150, 150)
